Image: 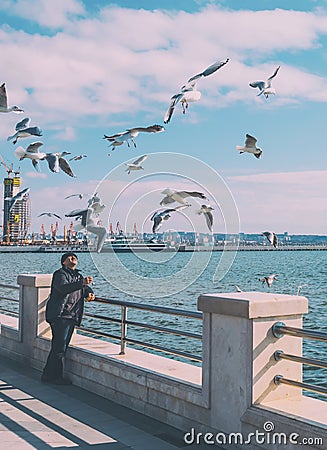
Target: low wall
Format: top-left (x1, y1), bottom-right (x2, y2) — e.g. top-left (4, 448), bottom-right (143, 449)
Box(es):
top-left (0, 273), bottom-right (326, 449)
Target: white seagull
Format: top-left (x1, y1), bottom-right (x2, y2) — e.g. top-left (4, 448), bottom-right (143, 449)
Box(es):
top-left (259, 274), bottom-right (278, 288)
top-left (0, 83), bottom-right (24, 113)
top-left (104, 125), bottom-right (164, 152)
top-left (125, 155), bottom-right (148, 174)
top-left (65, 204), bottom-right (106, 253)
top-left (262, 231), bottom-right (278, 248)
top-left (44, 151), bottom-right (76, 177)
top-left (249, 66), bottom-right (280, 98)
top-left (14, 142), bottom-right (46, 171)
top-left (236, 134), bottom-right (262, 159)
top-left (164, 58), bottom-right (229, 124)
top-left (69, 154), bottom-right (87, 161)
top-left (160, 188), bottom-right (208, 206)
top-left (38, 212), bottom-right (62, 220)
top-left (65, 193), bottom-right (85, 200)
top-left (151, 205), bottom-right (189, 233)
top-left (5, 187), bottom-right (30, 212)
top-left (197, 204), bottom-right (214, 231)
top-left (7, 117), bottom-right (42, 144)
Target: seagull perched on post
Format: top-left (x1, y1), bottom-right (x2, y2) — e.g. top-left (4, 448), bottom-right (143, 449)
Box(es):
top-left (104, 125), bottom-right (164, 151)
top-left (262, 231), bottom-right (278, 248)
top-left (125, 155), bottom-right (148, 174)
top-left (7, 117), bottom-right (42, 144)
top-left (197, 205), bottom-right (214, 231)
top-left (236, 134), bottom-right (262, 159)
top-left (164, 58), bottom-right (229, 124)
top-left (160, 188), bottom-right (208, 206)
top-left (151, 205), bottom-right (189, 233)
top-left (249, 66), bottom-right (280, 99)
top-left (5, 187), bottom-right (30, 212)
top-left (259, 274), bottom-right (278, 288)
top-left (0, 83), bottom-right (23, 113)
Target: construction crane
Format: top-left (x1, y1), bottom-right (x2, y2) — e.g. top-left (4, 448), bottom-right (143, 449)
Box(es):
top-left (0, 154), bottom-right (13, 177)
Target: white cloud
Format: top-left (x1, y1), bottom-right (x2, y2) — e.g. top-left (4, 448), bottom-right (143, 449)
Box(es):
top-left (227, 171), bottom-right (327, 234)
top-left (0, 0), bottom-right (85, 28)
top-left (0, 6), bottom-right (327, 125)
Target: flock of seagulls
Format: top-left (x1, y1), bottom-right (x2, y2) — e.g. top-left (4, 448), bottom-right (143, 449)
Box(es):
top-left (1, 58), bottom-right (283, 256)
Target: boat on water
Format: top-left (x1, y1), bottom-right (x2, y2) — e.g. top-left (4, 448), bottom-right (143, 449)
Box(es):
top-left (101, 235), bottom-right (180, 252)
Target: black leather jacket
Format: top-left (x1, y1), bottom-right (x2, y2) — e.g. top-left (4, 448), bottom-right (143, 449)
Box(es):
top-left (46, 266), bottom-right (93, 325)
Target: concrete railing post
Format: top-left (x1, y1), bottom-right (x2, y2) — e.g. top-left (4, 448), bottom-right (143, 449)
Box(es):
top-left (17, 274), bottom-right (52, 364)
top-left (198, 291), bottom-right (308, 433)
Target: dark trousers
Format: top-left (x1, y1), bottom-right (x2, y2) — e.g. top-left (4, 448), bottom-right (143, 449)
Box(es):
top-left (42, 318), bottom-right (75, 380)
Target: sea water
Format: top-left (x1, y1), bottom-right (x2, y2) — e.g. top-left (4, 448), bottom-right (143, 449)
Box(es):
top-left (0, 250), bottom-right (326, 400)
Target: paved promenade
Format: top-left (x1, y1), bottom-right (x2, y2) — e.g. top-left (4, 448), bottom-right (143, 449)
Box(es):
top-left (0, 356), bottom-right (209, 450)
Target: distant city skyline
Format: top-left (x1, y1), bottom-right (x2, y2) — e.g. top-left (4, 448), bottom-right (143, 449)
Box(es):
top-left (0, 1), bottom-right (326, 235)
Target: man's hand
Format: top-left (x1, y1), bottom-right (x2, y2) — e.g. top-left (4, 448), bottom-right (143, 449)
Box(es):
top-left (84, 293), bottom-right (95, 302)
top-left (83, 276), bottom-right (93, 285)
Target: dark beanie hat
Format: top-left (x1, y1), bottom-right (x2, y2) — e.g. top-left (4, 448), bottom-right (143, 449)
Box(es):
top-left (61, 252), bottom-right (78, 265)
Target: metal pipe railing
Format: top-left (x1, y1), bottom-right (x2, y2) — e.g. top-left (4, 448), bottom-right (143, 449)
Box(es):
top-left (272, 321), bottom-right (327, 342)
top-left (80, 297), bottom-right (203, 362)
top-left (274, 375), bottom-right (327, 396)
top-left (274, 350), bottom-right (327, 369)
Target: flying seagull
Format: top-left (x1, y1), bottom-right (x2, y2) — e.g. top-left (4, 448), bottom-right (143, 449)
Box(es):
top-left (151, 205), bottom-right (189, 233)
top-left (164, 58), bottom-right (229, 124)
top-left (249, 66), bottom-right (280, 99)
top-left (69, 154), bottom-right (87, 161)
top-left (65, 193), bottom-right (85, 200)
top-left (5, 187), bottom-right (30, 212)
top-left (233, 285), bottom-right (243, 292)
top-left (160, 188), bottom-right (208, 206)
top-left (38, 212), bottom-right (62, 219)
top-left (44, 152), bottom-right (76, 177)
top-left (297, 284), bottom-right (308, 296)
top-left (262, 231), bottom-right (278, 248)
top-left (0, 83), bottom-right (24, 113)
top-left (7, 117), bottom-right (42, 144)
top-left (236, 134), bottom-right (262, 159)
top-left (125, 155), bottom-right (148, 174)
top-left (104, 125), bottom-right (164, 151)
top-left (197, 204), bottom-right (214, 231)
top-left (14, 142), bottom-right (46, 171)
top-left (259, 274), bottom-right (278, 288)
top-left (65, 204), bottom-right (106, 253)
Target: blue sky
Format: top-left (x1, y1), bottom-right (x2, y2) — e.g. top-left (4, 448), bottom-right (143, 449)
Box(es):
top-left (0, 0), bottom-right (327, 236)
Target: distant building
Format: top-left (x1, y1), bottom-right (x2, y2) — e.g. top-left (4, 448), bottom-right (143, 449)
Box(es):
top-left (2, 172), bottom-right (31, 243)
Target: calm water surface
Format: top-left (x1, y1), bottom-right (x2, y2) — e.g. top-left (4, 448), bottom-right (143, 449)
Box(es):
top-left (1, 250), bottom-right (326, 399)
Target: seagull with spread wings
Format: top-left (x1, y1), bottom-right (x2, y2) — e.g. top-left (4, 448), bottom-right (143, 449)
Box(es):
top-left (160, 188), bottom-right (208, 206)
top-left (259, 274), bottom-right (278, 288)
top-left (262, 231), bottom-right (278, 248)
top-left (14, 142), bottom-right (46, 171)
top-left (164, 58), bottom-right (229, 124)
top-left (151, 205), bottom-right (189, 233)
top-left (69, 154), bottom-right (87, 161)
top-left (44, 151), bottom-right (76, 177)
top-left (197, 204), bottom-right (214, 232)
top-left (236, 134), bottom-right (262, 159)
top-left (7, 117), bottom-right (42, 144)
top-left (249, 66), bottom-right (280, 98)
top-left (5, 187), bottom-right (30, 212)
top-left (125, 155), bottom-right (148, 174)
top-left (104, 125), bottom-right (164, 152)
top-left (38, 212), bottom-right (62, 220)
top-left (0, 83), bottom-right (23, 113)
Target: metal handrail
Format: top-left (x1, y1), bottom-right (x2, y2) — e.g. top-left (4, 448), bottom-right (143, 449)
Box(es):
top-left (274, 350), bottom-right (327, 369)
top-left (80, 296), bottom-right (203, 362)
top-left (272, 321), bottom-right (327, 342)
top-left (0, 283), bottom-right (19, 291)
top-left (274, 375), bottom-right (327, 396)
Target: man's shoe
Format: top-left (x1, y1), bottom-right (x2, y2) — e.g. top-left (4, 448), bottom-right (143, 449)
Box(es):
top-left (52, 377), bottom-right (72, 385)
